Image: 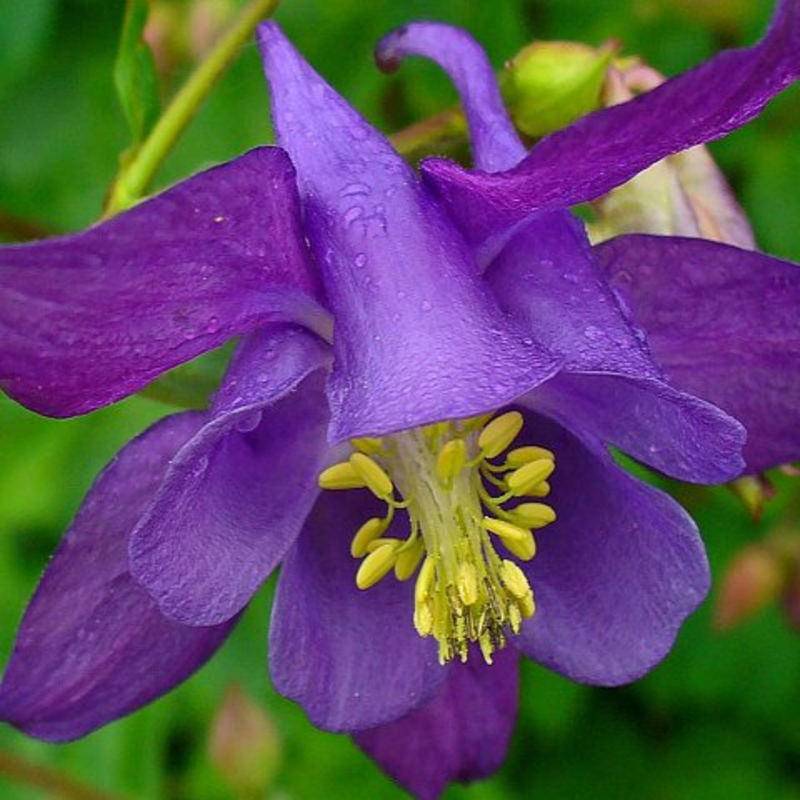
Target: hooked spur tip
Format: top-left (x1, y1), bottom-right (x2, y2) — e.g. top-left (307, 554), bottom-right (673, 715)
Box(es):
top-left (374, 26), bottom-right (410, 73)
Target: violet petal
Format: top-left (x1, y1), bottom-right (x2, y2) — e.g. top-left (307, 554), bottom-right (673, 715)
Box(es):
top-left (375, 22), bottom-right (526, 172)
top-left (354, 647), bottom-right (519, 800)
top-left (598, 234), bottom-right (800, 472)
top-left (129, 326), bottom-right (332, 626)
top-left (513, 411), bottom-right (710, 685)
top-left (270, 489), bottom-right (444, 732)
top-left (490, 214), bottom-right (746, 482)
top-left (257, 23), bottom-right (558, 441)
top-left (0, 148), bottom-right (328, 417)
top-left (0, 414), bottom-right (237, 742)
top-left (423, 0), bottom-right (800, 259)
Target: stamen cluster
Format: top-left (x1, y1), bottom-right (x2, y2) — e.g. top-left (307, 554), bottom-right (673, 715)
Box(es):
top-left (318, 411), bottom-right (557, 664)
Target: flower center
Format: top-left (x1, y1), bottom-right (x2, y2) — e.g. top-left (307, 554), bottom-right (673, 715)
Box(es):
top-left (318, 411), bottom-right (557, 665)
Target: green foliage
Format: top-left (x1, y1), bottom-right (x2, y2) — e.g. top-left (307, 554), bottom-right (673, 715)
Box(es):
top-left (1, 1), bottom-right (800, 799)
top-left (114, 0), bottom-right (161, 154)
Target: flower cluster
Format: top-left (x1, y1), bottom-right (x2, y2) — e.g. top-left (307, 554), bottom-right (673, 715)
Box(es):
top-left (1, 3), bottom-right (800, 798)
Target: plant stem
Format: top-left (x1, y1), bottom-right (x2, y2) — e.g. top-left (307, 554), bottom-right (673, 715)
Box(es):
top-left (0, 749), bottom-right (136, 800)
top-left (106, 0), bottom-right (282, 215)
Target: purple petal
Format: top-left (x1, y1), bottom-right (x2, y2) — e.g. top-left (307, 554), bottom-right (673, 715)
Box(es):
top-left (270, 489), bottom-right (444, 732)
top-left (257, 23), bottom-right (558, 441)
top-left (0, 414), bottom-right (237, 742)
top-left (129, 326), bottom-right (332, 626)
top-left (376, 22), bottom-right (525, 172)
top-left (423, 0), bottom-right (800, 259)
top-left (0, 148), bottom-right (329, 417)
top-left (513, 411), bottom-right (710, 685)
top-left (354, 647), bottom-right (518, 800)
top-left (488, 214), bottom-right (746, 482)
top-left (598, 234), bottom-right (800, 472)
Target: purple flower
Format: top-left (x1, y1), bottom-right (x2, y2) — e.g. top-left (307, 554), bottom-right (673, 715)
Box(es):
top-left (2, 4), bottom-right (800, 798)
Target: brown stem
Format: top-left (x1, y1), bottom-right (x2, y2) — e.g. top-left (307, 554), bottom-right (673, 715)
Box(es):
top-left (0, 749), bottom-right (138, 800)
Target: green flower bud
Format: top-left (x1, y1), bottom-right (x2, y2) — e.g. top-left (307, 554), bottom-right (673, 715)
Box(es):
top-left (501, 41), bottom-right (614, 138)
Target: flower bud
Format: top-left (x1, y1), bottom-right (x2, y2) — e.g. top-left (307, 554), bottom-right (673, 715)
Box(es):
top-left (590, 60), bottom-right (755, 248)
top-left (714, 544), bottom-right (785, 631)
top-left (500, 41), bottom-right (613, 138)
top-left (727, 474), bottom-right (775, 522)
top-left (208, 684), bottom-right (282, 799)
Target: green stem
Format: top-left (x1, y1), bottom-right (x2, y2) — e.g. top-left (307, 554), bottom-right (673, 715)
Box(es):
top-left (0, 749), bottom-right (137, 800)
top-left (106, 0), bottom-right (282, 215)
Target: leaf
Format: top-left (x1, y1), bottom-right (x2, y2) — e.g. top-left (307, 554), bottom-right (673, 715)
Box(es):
top-left (114, 0), bottom-right (160, 151)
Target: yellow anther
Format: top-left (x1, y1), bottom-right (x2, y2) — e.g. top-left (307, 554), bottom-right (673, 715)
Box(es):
top-left (351, 436), bottom-right (384, 454)
top-left (415, 557), bottom-right (436, 605)
top-left (528, 480), bottom-right (551, 498)
top-left (482, 516), bottom-right (530, 543)
top-left (499, 559), bottom-right (532, 600)
top-left (478, 411), bottom-right (524, 459)
top-left (519, 591), bottom-right (536, 618)
top-left (457, 562), bottom-right (479, 605)
top-left (318, 461), bottom-right (365, 490)
top-left (394, 541), bottom-right (425, 581)
top-left (414, 601), bottom-right (434, 636)
top-left (436, 438), bottom-right (467, 484)
top-left (366, 537), bottom-right (401, 553)
top-left (507, 458), bottom-right (556, 496)
top-left (511, 502), bottom-right (557, 529)
top-left (350, 517), bottom-right (386, 557)
top-left (505, 445), bottom-right (555, 467)
top-left (356, 543), bottom-right (399, 589)
top-left (349, 452), bottom-right (394, 499)
top-left (502, 529), bottom-right (537, 561)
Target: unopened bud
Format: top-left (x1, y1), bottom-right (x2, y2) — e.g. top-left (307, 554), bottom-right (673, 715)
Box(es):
top-left (727, 474), bottom-right (775, 522)
top-left (208, 684), bottom-right (282, 798)
top-left (501, 41), bottom-right (614, 138)
top-left (591, 60), bottom-right (755, 248)
top-left (714, 545), bottom-right (785, 631)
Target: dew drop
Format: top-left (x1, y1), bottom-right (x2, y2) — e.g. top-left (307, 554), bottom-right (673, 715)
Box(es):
top-left (343, 206), bottom-right (364, 228)
top-left (235, 411), bottom-right (263, 433)
top-left (192, 456), bottom-right (209, 477)
top-left (354, 253), bottom-right (368, 267)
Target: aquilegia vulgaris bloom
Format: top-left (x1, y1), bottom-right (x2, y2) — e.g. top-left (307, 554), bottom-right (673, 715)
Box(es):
top-left (2, 2), bottom-right (800, 797)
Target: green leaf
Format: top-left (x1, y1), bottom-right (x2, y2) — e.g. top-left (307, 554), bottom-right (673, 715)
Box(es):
top-left (114, 0), bottom-right (160, 152)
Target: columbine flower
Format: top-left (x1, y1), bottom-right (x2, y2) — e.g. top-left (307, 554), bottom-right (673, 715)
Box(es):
top-left (1, 4), bottom-right (799, 798)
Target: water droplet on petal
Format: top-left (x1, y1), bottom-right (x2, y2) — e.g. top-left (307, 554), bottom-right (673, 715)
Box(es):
top-left (354, 253), bottom-right (367, 267)
top-left (235, 411), bottom-right (263, 433)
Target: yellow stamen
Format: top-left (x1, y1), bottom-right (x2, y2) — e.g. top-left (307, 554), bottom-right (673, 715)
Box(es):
top-left (351, 436), bottom-right (384, 454)
top-left (457, 562), bottom-right (479, 605)
top-left (507, 458), bottom-right (556, 496)
top-left (349, 452), bottom-right (394, 499)
top-left (415, 557), bottom-right (436, 604)
top-left (483, 516), bottom-right (530, 543)
top-left (499, 559), bottom-right (532, 600)
top-left (319, 410), bottom-right (557, 665)
top-left (356, 542), bottom-right (399, 589)
top-left (436, 438), bottom-right (467, 484)
top-left (501, 530), bottom-right (537, 561)
top-left (318, 461), bottom-right (365, 490)
top-left (350, 517), bottom-right (387, 557)
top-left (506, 445), bottom-right (555, 467)
top-left (477, 411), bottom-right (524, 458)
top-left (510, 502), bottom-right (557, 528)
top-left (395, 541), bottom-right (425, 581)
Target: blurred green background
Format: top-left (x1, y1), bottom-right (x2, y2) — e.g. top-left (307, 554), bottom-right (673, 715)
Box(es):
top-left (2, 0), bottom-right (800, 798)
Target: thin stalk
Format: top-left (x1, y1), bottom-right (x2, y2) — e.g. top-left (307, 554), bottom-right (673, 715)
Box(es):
top-left (106, 0), bottom-right (282, 214)
top-left (0, 749), bottom-right (137, 800)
